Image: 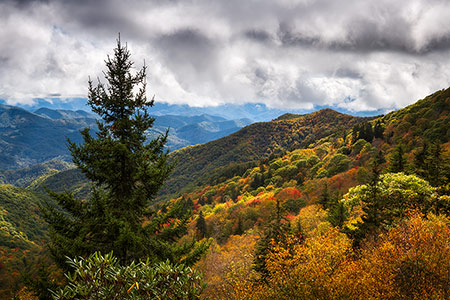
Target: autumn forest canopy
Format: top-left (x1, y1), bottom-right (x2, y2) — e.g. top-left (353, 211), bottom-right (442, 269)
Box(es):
top-left (0, 38), bottom-right (449, 300)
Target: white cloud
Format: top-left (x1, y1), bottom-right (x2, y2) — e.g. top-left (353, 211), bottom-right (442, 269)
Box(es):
top-left (1, 0), bottom-right (450, 112)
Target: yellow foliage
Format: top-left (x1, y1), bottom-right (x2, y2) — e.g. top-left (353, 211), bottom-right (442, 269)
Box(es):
top-left (297, 204), bottom-right (331, 237)
top-left (212, 212), bottom-right (450, 300)
top-left (198, 234), bottom-right (259, 299)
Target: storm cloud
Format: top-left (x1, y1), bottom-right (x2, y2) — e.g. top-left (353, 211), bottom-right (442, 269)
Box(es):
top-left (1, 0), bottom-right (450, 112)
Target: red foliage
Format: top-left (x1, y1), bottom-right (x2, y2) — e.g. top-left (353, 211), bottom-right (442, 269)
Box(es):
top-left (275, 187), bottom-right (302, 201)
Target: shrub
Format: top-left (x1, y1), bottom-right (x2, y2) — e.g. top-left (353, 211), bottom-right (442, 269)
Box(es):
top-left (52, 252), bottom-right (205, 300)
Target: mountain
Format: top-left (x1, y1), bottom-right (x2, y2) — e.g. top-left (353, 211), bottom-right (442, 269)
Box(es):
top-left (7, 97), bottom-right (384, 122)
top-left (160, 109), bottom-right (371, 196)
top-left (0, 104), bottom-right (97, 170)
top-left (0, 159), bottom-right (73, 187)
top-left (29, 168), bottom-right (90, 200)
top-left (0, 105), bottom-right (252, 170)
top-left (150, 114), bottom-right (253, 150)
top-left (24, 88), bottom-right (450, 200)
top-left (1, 88), bottom-right (449, 298)
top-left (0, 184), bottom-right (52, 298)
top-left (34, 107), bottom-right (97, 120)
top-left (157, 88), bottom-right (450, 249)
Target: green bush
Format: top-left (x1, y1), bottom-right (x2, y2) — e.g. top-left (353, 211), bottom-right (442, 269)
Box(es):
top-left (274, 165), bottom-right (298, 179)
top-left (351, 139), bottom-right (369, 155)
top-left (52, 252), bottom-right (205, 300)
top-left (327, 154), bottom-right (351, 176)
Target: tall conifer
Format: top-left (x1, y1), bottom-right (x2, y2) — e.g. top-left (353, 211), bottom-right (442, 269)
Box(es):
top-left (42, 37), bottom-right (208, 268)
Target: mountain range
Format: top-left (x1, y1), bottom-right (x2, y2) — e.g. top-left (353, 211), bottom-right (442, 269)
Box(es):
top-left (0, 104), bottom-right (252, 171)
top-left (0, 88), bottom-right (449, 298)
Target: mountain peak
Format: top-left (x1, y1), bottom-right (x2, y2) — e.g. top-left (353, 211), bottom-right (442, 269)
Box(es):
top-left (274, 108), bottom-right (347, 121)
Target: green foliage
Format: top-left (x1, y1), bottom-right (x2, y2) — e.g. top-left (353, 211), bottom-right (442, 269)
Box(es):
top-left (373, 120), bottom-right (384, 139)
top-left (274, 165), bottom-right (298, 179)
top-left (351, 139), bottom-right (369, 155)
top-left (328, 201), bottom-right (348, 228)
top-left (52, 252), bottom-right (205, 300)
top-left (31, 168), bottom-right (91, 201)
top-left (327, 153), bottom-right (351, 176)
top-left (353, 121), bottom-right (374, 142)
top-left (414, 142), bottom-right (449, 187)
top-left (382, 88), bottom-right (450, 143)
top-left (307, 155), bottom-right (320, 167)
top-left (0, 185), bottom-right (48, 248)
top-left (281, 198), bottom-right (306, 214)
top-left (0, 160), bottom-right (72, 188)
top-left (343, 172), bottom-right (435, 246)
top-left (389, 144), bottom-right (406, 173)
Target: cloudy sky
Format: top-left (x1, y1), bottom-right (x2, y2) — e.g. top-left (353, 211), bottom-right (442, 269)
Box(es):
top-left (1, 0), bottom-right (450, 113)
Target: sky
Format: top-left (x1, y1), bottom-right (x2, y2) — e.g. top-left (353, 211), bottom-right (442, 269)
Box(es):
top-left (1, 0), bottom-right (450, 114)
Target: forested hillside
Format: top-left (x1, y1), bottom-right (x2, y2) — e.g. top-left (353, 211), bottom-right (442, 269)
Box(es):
top-left (0, 185), bottom-right (57, 298)
top-left (165, 88), bottom-right (450, 299)
top-left (0, 88), bottom-right (449, 299)
top-left (162, 108), bottom-right (372, 196)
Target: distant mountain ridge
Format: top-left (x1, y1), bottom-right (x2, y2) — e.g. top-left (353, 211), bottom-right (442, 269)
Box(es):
top-left (0, 105), bottom-right (253, 170)
top-left (34, 107), bottom-right (97, 120)
top-left (151, 114), bottom-right (253, 150)
top-left (0, 105), bottom-right (97, 169)
top-left (2, 97), bottom-right (385, 123)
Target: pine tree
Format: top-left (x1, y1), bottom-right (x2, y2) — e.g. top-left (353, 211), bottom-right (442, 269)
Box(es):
top-left (318, 182), bottom-right (331, 209)
top-left (389, 143), bottom-right (406, 173)
top-left (427, 142), bottom-right (444, 187)
top-left (373, 120), bottom-right (384, 139)
top-left (356, 121), bottom-right (374, 142)
top-left (253, 199), bottom-right (290, 278)
top-left (196, 211), bottom-right (207, 239)
top-left (414, 141), bottom-right (429, 179)
top-left (328, 201), bottom-right (348, 228)
top-left (42, 37), bottom-right (208, 269)
top-left (348, 159), bottom-right (383, 248)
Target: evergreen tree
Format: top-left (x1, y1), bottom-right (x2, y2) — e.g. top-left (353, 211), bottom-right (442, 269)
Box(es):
top-left (318, 182), bottom-right (331, 209)
top-left (414, 141), bottom-right (429, 179)
top-left (253, 199), bottom-right (290, 278)
top-left (347, 159), bottom-right (382, 248)
top-left (352, 124), bottom-right (360, 143)
top-left (42, 37), bottom-right (208, 269)
top-left (373, 120), bottom-right (384, 139)
top-left (427, 142), bottom-right (444, 187)
top-left (196, 211), bottom-right (207, 239)
top-left (389, 143), bottom-right (406, 173)
top-left (414, 141), bottom-right (449, 188)
top-left (328, 201), bottom-right (348, 228)
top-left (356, 121), bottom-right (374, 142)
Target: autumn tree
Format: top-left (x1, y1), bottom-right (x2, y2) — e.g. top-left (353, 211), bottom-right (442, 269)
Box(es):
top-left (42, 37), bottom-right (208, 269)
top-left (342, 172), bottom-right (435, 248)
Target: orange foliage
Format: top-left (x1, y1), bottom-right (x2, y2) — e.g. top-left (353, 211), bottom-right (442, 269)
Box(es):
top-left (215, 212), bottom-right (450, 300)
top-left (339, 212), bottom-right (450, 300)
top-left (197, 234), bottom-right (259, 299)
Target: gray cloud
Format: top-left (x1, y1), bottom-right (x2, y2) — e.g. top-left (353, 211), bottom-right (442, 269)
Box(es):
top-left (1, 0), bottom-right (450, 111)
